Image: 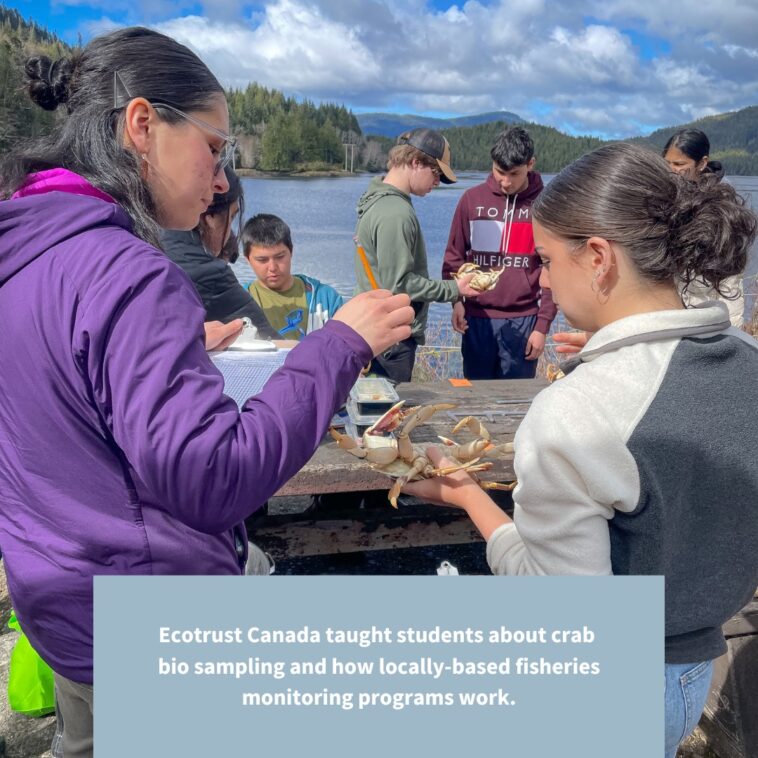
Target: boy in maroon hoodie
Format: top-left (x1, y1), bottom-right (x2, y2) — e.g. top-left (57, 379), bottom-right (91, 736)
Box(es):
top-left (442, 127), bottom-right (557, 379)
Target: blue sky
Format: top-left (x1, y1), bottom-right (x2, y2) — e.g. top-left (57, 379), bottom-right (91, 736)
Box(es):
top-left (6, 0), bottom-right (758, 139)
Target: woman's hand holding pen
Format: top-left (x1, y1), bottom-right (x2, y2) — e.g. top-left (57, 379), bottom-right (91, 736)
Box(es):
top-left (333, 290), bottom-right (414, 356)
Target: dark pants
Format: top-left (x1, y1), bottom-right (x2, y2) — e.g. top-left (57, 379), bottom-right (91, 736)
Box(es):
top-left (370, 337), bottom-right (417, 385)
top-left (52, 673), bottom-right (93, 758)
top-left (462, 315), bottom-right (538, 380)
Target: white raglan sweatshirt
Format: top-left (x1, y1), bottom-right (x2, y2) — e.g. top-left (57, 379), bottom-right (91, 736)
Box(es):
top-left (486, 302), bottom-right (758, 662)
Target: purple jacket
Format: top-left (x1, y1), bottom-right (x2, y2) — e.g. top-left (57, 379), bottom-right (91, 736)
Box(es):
top-left (0, 170), bottom-right (371, 684)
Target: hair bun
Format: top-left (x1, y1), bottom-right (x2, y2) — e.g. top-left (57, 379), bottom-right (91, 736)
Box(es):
top-left (25, 55), bottom-right (73, 111)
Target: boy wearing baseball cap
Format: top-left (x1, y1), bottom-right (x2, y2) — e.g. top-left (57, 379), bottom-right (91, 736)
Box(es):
top-left (354, 128), bottom-right (478, 383)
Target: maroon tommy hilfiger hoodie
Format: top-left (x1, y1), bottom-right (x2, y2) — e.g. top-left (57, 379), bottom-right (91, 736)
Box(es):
top-left (442, 171), bottom-right (557, 333)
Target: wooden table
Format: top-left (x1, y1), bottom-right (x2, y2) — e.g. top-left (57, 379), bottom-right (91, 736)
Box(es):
top-left (252, 379), bottom-right (547, 567)
top-left (275, 378), bottom-right (547, 497)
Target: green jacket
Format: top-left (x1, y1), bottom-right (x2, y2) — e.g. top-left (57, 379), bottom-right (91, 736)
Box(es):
top-left (354, 177), bottom-right (458, 344)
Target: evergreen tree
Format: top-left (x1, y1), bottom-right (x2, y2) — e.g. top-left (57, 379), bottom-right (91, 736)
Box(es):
top-left (2, 4), bottom-right (757, 175)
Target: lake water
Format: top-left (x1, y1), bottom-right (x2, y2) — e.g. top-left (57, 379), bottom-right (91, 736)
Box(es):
top-left (231, 173), bottom-right (758, 367)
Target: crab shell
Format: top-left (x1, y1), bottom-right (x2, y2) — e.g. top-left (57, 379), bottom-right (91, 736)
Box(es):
top-left (452, 262), bottom-right (505, 292)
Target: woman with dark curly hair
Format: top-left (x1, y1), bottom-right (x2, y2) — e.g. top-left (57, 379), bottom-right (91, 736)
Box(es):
top-left (405, 142), bottom-right (758, 758)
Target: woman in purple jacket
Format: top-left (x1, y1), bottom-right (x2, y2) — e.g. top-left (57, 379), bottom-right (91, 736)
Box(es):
top-left (0, 27), bottom-right (412, 757)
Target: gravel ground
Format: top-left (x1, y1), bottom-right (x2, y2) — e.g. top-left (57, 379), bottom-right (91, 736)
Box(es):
top-left (0, 560), bottom-right (722, 758)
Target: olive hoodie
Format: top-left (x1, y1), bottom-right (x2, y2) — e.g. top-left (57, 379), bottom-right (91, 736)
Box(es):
top-left (355, 177), bottom-right (458, 344)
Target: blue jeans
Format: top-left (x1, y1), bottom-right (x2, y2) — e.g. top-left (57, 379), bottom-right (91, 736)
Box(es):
top-left (461, 314), bottom-right (538, 380)
top-left (665, 660), bottom-right (713, 758)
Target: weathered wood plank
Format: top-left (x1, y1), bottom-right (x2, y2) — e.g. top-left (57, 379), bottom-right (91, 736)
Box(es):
top-left (275, 378), bottom-right (546, 496)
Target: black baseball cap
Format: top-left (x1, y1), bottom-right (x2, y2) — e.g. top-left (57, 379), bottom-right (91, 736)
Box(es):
top-left (397, 128), bottom-right (457, 184)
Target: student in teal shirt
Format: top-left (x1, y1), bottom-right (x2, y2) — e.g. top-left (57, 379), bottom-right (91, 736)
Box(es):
top-left (242, 213), bottom-right (343, 340)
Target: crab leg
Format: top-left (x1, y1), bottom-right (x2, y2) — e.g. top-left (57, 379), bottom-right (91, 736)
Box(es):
top-left (429, 458), bottom-right (493, 476)
top-left (437, 435), bottom-right (492, 462)
top-left (480, 480), bottom-right (518, 491)
top-left (388, 455), bottom-right (430, 508)
top-left (396, 403), bottom-right (456, 461)
top-left (484, 442), bottom-right (515, 458)
top-left (329, 427), bottom-right (368, 459)
top-left (451, 415), bottom-right (491, 441)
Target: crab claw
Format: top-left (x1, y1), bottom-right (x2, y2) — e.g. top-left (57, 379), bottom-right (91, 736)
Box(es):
top-left (451, 415), bottom-right (491, 442)
top-left (329, 427), bottom-right (367, 458)
top-left (366, 400), bottom-right (407, 436)
top-left (546, 364), bottom-right (565, 383)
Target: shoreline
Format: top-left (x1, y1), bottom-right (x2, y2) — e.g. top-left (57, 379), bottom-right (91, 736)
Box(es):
top-left (235, 168), bottom-right (373, 179)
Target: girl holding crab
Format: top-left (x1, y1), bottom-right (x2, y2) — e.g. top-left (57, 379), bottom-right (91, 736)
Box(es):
top-left (404, 141), bottom-right (758, 758)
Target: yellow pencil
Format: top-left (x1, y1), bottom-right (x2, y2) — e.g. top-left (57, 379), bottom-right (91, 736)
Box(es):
top-left (355, 241), bottom-right (380, 290)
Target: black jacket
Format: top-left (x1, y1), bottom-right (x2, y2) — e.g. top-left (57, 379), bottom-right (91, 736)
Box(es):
top-left (160, 229), bottom-right (277, 339)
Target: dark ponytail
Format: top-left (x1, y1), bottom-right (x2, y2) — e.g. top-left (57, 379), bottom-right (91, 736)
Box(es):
top-left (532, 142), bottom-right (756, 296)
top-left (25, 55), bottom-right (74, 111)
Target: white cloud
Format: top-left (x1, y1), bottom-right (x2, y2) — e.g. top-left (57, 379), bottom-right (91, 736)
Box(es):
top-left (590, 0), bottom-right (758, 49)
top-left (724, 44), bottom-right (758, 60)
top-left (81, 0), bottom-right (758, 138)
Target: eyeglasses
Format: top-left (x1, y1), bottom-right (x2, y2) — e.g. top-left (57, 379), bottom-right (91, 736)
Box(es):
top-left (151, 101), bottom-right (236, 176)
top-left (112, 71), bottom-right (236, 177)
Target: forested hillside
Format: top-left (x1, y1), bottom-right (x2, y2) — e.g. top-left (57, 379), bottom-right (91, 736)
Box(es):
top-left (0, 5), bottom-right (366, 173)
top-left (1, 5), bottom-right (756, 175)
top-left (227, 83), bottom-right (363, 171)
top-left (442, 121), bottom-right (605, 174)
top-left (632, 107), bottom-right (758, 175)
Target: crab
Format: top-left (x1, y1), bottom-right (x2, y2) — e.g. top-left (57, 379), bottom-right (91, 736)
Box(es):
top-left (437, 415), bottom-right (514, 463)
top-left (437, 415), bottom-right (517, 494)
top-left (452, 262), bottom-right (506, 292)
top-left (329, 402), bottom-right (516, 507)
top-left (545, 364), bottom-right (565, 383)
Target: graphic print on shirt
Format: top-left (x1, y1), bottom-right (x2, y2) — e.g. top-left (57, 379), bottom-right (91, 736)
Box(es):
top-left (469, 199), bottom-right (536, 270)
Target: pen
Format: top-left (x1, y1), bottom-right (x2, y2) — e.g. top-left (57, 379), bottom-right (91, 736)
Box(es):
top-left (354, 237), bottom-right (379, 290)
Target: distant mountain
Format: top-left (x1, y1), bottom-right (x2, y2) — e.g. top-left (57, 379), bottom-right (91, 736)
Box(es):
top-left (630, 106), bottom-right (758, 175)
top-left (356, 110), bottom-right (522, 138)
top-left (3, 4), bottom-right (756, 175)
